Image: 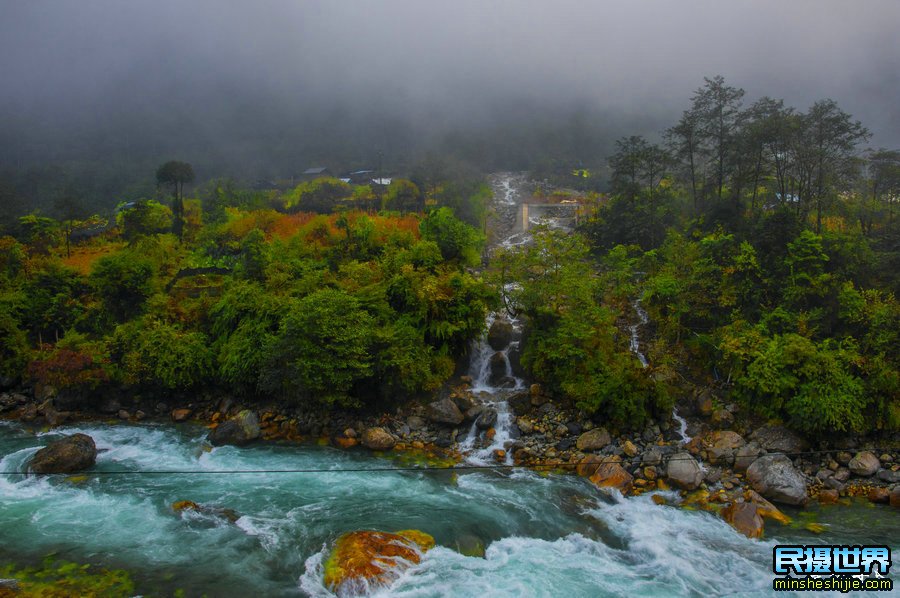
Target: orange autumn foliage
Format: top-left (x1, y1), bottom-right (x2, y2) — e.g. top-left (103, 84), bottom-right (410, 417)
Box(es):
top-left (61, 243), bottom-right (126, 275)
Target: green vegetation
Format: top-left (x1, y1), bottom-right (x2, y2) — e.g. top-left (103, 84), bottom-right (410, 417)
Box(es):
top-left (1, 77), bottom-right (897, 440)
top-left (0, 556), bottom-right (135, 597)
top-left (492, 228), bottom-right (672, 428)
top-left (571, 77), bottom-right (900, 436)
top-left (0, 172), bottom-right (491, 408)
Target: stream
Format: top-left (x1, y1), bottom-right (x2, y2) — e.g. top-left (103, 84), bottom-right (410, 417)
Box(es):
top-left (1, 174), bottom-right (897, 596)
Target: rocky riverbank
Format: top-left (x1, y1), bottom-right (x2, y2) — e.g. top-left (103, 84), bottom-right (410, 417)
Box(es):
top-left (3, 373), bottom-right (899, 540)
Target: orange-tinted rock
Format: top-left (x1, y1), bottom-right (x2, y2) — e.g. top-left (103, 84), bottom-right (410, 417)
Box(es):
top-left (588, 460), bottom-right (634, 494)
top-left (171, 408), bottom-right (192, 422)
top-left (172, 500), bottom-right (201, 513)
top-left (890, 487), bottom-right (900, 508)
top-left (493, 449), bottom-right (507, 462)
top-left (576, 454), bottom-right (603, 478)
top-left (335, 436), bottom-right (359, 449)
top-left (361, 427), bottom-right (396, 451)
top-left (722, 502), bottom-right (764, 539)
top-left (744, 489), bottom-right (792, 524)
top-left (323, 530), bottom-right (434, 593)
top-left (651, 494), bottom-right (667, 506)
top-left (867, 487), bottom-right (889, 504)
top-left (818, 488), bottom-right (840, 505)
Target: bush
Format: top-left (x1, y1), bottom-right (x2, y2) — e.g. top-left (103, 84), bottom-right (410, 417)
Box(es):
top-left (261, 289), bottom-right (375, 405)
top-left (112, 319), bottom-right (213, 389)
top-left (420, 207), bottom-right (484, 265)
top-left (90, 252), bottom-right (154, 321)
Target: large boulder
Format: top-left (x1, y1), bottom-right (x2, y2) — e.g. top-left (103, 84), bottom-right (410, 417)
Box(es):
top-left (361, 427), bottom-right (396, 451)
top-left (576, 428), bottom-right (611, 452)
top-left (487, 319), bottom-right (515, 351)
top-left (207, 410), bottom-right (260, 447)
top-left (848, 451), bottom-right (880, 477)
top-left (323, 530), bottom-right (434, 593)
top-left (426, 399), bottom-right (464, 425)
top-left (751, 425), bottom-right (809, 454)
top-left (746, 454), bottom-right (808, 506)
top-left (28, 433), bottom-right (97, 474)
top-left (666, 452), bottom-right (704, 490)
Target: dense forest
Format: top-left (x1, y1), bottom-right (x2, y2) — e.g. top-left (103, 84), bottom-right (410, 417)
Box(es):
top-left (0, 171), bottom-right (494, 411)
top-left (563, 77), bottom-right (899, 436)
top-left (1, 76), bottom-right (898, 440)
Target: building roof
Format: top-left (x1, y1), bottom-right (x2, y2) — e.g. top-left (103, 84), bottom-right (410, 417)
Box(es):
top-left (302, 167), bottom-right (329, 175)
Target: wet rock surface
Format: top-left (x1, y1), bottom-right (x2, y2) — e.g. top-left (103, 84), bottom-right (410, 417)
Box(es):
top-left (28, 433), bottom-right (97, 474)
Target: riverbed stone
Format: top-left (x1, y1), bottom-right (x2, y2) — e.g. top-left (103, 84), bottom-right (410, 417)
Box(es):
top-left (751, 425), bottom-right (809, 454)
top-left (361, 427), bottom-right (396, 451)
top-left (487, 318), bottom-right (514, 350)
top-left (171, 408), bottom-right (192, 422)
top-left (489, 353), bottom-right (508, 385)
top-left (622, 440), bottom-right (639, 458)
top-left (704, 431), bottom-right (745, 465)
top-left (665, 452), bottom-right (704, 490)
top-left (207, 410), bottom-right (260, 446)
top-left (323, 530), bottom-right (434, 593)
top-left (588, 458), bottom-right (634, 494)
top-left (576, 428), bottom-right (611, 451)
top-left (890, 487), bottom-right (900, 508)
top-left (28, 433), bottom-right (97, 474)
top-left (868, 487), bottom-right (890, 504)
top-left (426, 399), bottom-right (464, 425)
top-left (406, 415), bottom-right (426, 431)
top-left (722, 502), bottom-right (764, 539)
top-left (476, 408), bottom-right (497, 430)
top-left (848, 451), bottom-right (879, 477)
top-left (711, 409), bottom-right (734, 429)
top-left (734, 441), bottom-right (762, 472)
top-left (877, 469), bottom-right (900, 484)
top-left (516, 417), bottom-right (533, 435)
top-left (746, 453), bottom-right (808, 506)
top-left (641, 447), bottom-right (663, 466)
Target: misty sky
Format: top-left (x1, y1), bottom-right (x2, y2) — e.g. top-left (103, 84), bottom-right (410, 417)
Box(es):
top-left (2, 0), bottom-right (899, 176)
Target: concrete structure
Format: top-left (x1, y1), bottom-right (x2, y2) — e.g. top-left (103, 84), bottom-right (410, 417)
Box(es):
top-left (515, 202), bottom-right (583, 231)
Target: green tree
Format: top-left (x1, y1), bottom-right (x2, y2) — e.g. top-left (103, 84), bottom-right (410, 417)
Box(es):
top-left (117, 200), bottom-right (173, 240)
top-left (382, 179), bottom-right (422, 213)
top-left (90, 252), bottom-right (154, 322)
top-left (112, 319), bottom-right (212, 389)
top-left (284, 177), bottom-right (352, 213)
top-left (261, 289), bottom-right (375, 405)
top-left (156, 160), bottom-right (195, 239)
top-left (419, 207), bottom-right (484, 265)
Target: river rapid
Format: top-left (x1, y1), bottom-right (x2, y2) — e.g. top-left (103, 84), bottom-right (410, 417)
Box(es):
top-left (1, 420), bottom-right (897, 597)
top-left (1, 174), bottom-right (898, 596)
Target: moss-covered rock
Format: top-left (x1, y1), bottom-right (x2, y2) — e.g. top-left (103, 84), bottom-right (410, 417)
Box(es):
top-left (323, 530), bottom-right (434, 593)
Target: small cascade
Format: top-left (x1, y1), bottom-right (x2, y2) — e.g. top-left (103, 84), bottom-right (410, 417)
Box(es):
top-left (460, 311), bottom-right (523, 465)
top-left (628, 298), bottom-right (649, 368)
top-left (672, 408), bottom-right (692, 444)
top-left (628, 297), bottom-right (693, 445)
